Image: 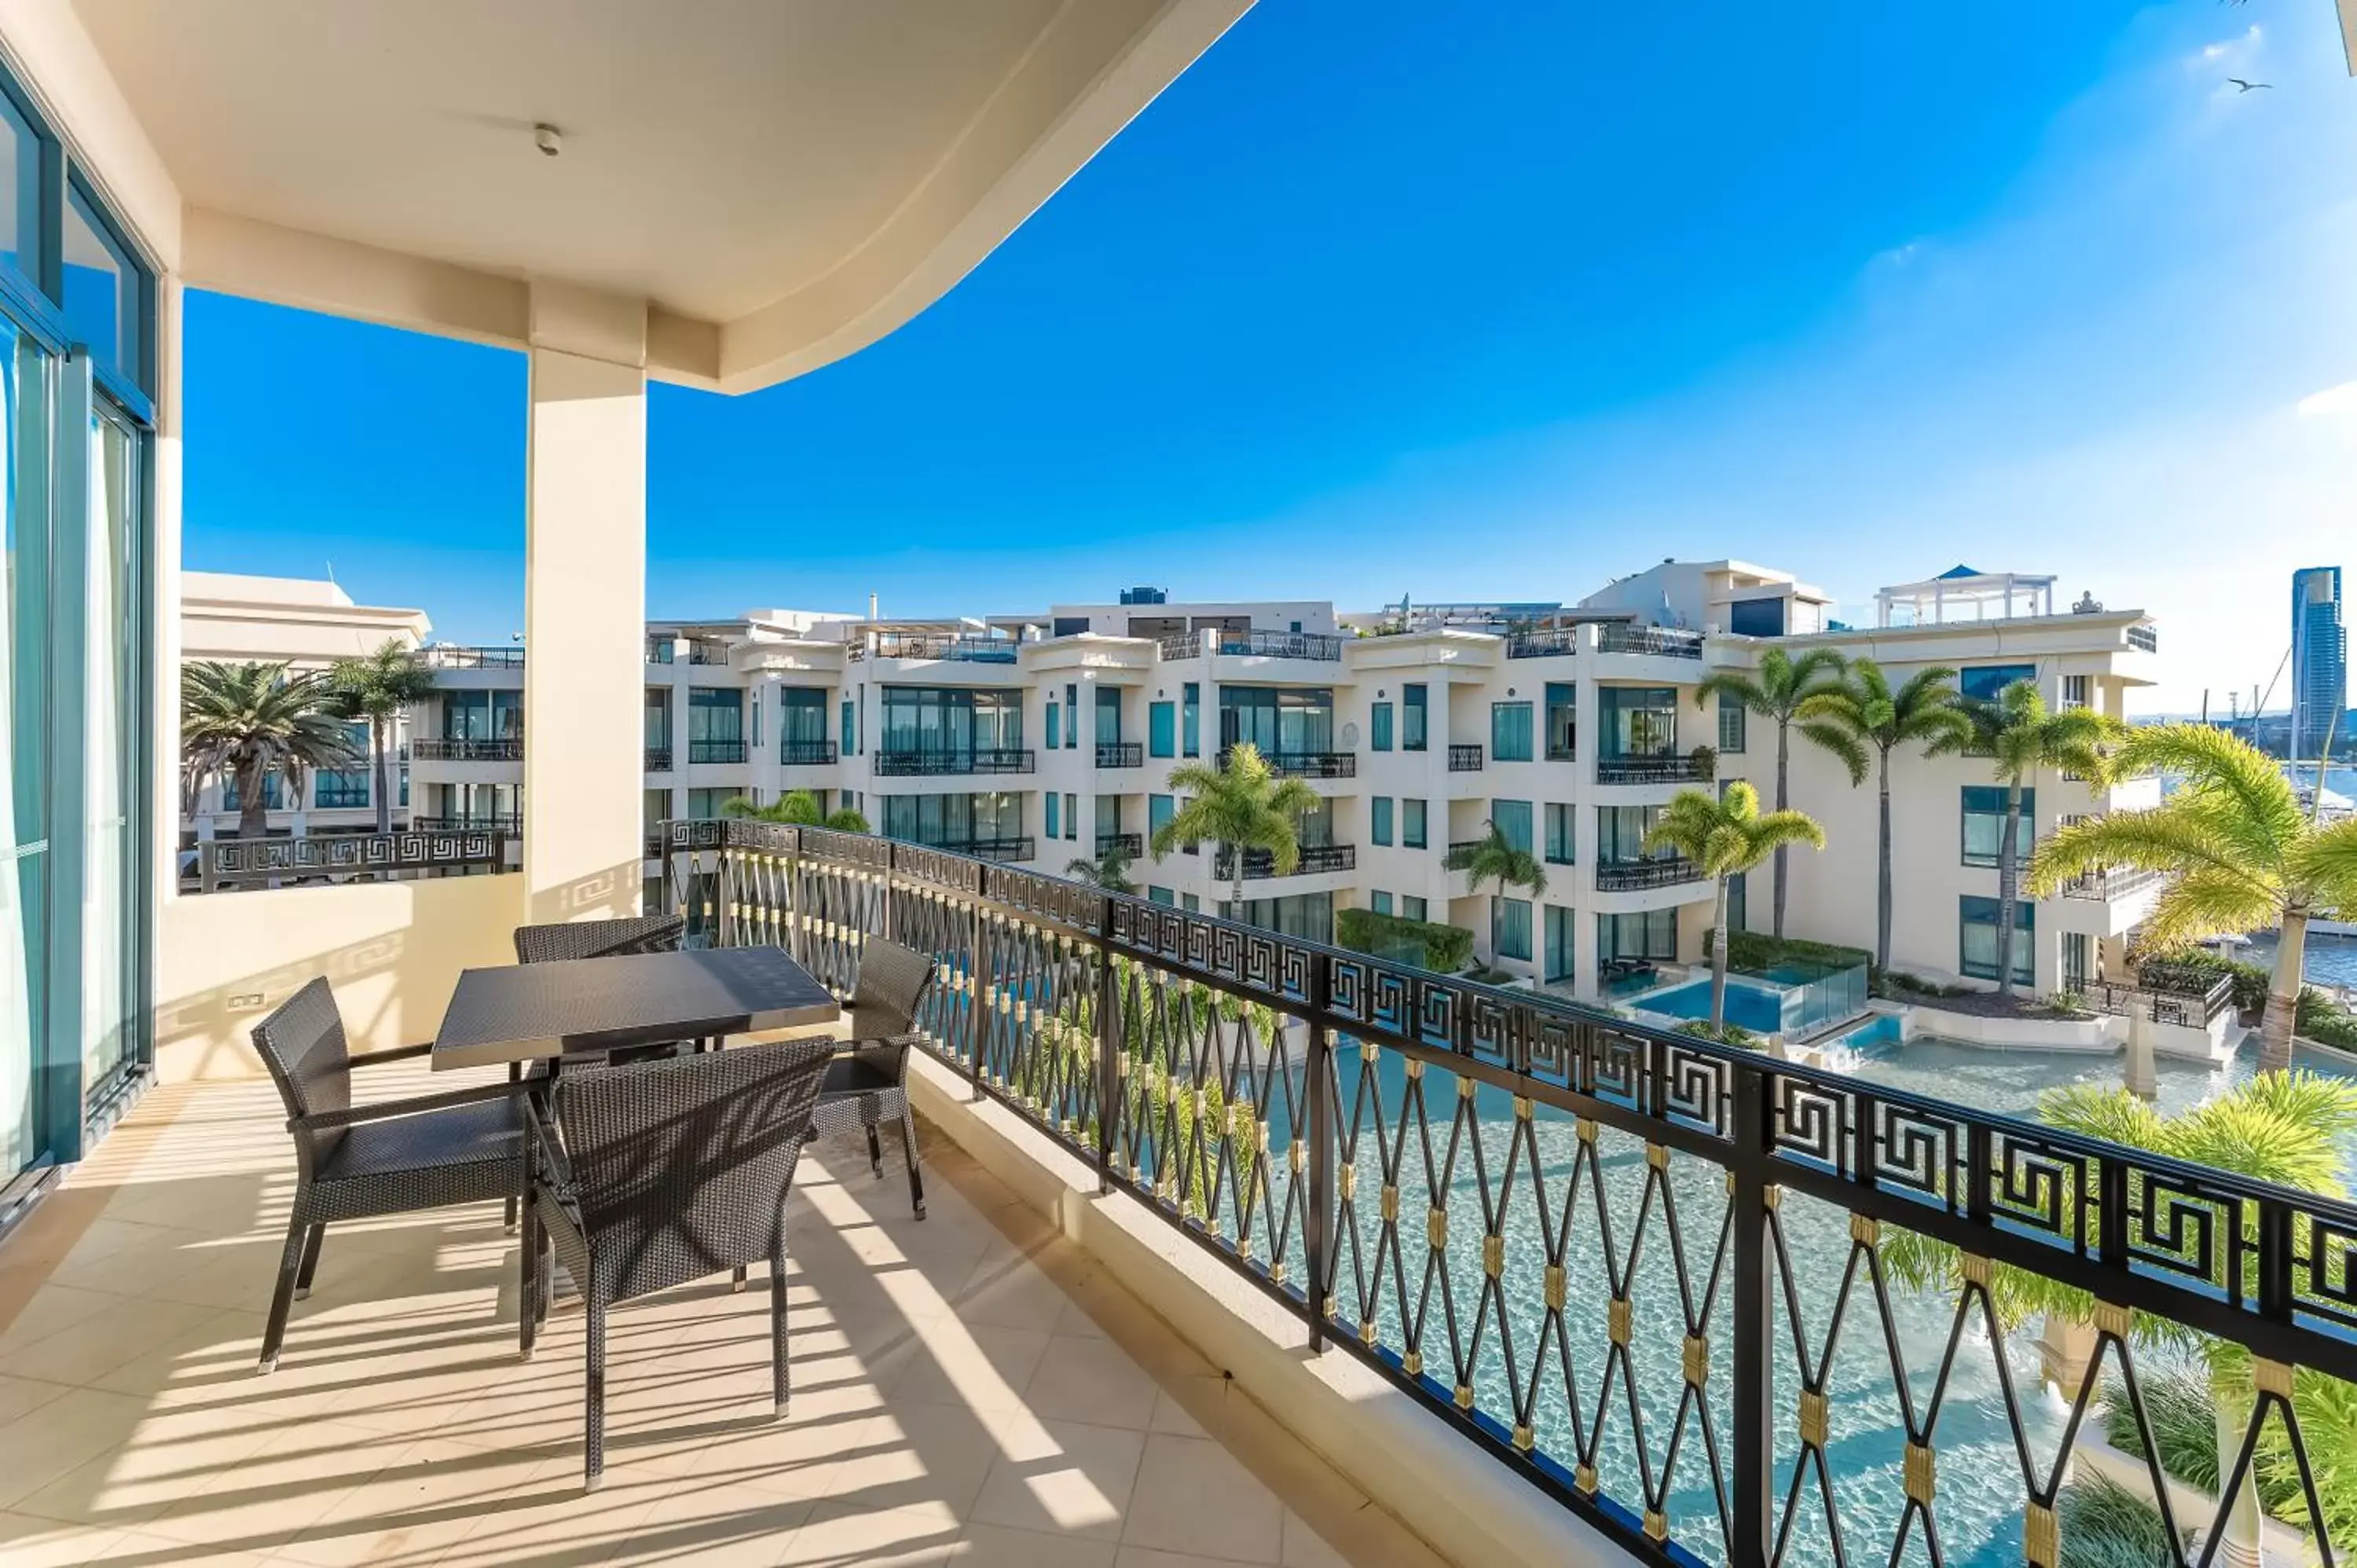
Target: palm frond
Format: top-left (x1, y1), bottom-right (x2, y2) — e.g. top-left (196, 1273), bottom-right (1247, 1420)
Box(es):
top-left (2294, 816), bottom-right (2357, 916)
top-left (1796, 718), bottom-right (1869, 785)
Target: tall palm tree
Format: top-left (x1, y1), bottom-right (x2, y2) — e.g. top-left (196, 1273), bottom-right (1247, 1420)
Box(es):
top-left (721, 788), bottom-right (867, 832)
top-left (1796, 660), bottom-right (1976, 971)
top-left (181, 661), bottom-right (360, 840)
top-left (1956, 680), bottom-right (2124, 996)
top-left (2029, 724), bottom-right (2357, 1072)
top-left (1151, 742), bottom-right (1321, 918)
top-left (1693, 647), bottom-right (1847, 940)
top-left (1442, 818), bottom-right (1547, 964)
top-left (1643, 783), bottom-right (1826, 1029)
top-left (1882, 1072), bottom-right (2357, 1561)
top-left (325, 639), bottom-right (438, 833)
top-left (1065, 846), bottom-right (1137, 894)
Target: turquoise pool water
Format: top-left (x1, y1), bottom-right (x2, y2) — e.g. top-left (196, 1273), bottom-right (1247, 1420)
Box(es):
top-left (1637, 976), bottom-right (1787, 1033)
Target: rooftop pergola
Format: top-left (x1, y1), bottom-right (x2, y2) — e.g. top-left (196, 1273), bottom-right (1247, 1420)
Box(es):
top-left (1875, 565), bottom-right (2056, 628)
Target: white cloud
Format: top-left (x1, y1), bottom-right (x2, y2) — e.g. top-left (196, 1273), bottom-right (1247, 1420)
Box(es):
top-left (2297, 380), bottom-right (2357, 417)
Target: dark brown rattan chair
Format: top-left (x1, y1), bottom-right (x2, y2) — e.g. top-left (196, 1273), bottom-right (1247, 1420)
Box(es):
top-left (819, 938), bottom-right (935, 1218)
top-left (525, 1038), bottom-right (835, 1489)
top-left (250, 977), bottom-right (532, 1373)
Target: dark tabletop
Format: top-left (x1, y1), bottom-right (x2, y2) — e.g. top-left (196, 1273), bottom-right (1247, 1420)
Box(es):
top-left (431, 946), bottom-right (840, 1070)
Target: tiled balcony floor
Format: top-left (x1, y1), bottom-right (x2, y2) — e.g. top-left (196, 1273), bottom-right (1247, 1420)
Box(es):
top-left (0, 1071), bottom-right (1447, 1568)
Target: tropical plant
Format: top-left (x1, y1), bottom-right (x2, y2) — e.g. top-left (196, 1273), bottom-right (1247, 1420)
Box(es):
top-left (1695, 647), bottom-right (1849, 939)
top-left (324, 639), bottom-right (437, 833)
top-left (181, 661), bottom-right (361, 839)
top-left (720, 789), bottom-right (867, 832)
top-left (1441, 818), bottom-right (1546, 963)
top-left (1642, 783), bottom-right (1825, 1029)
top-left (1065, 845), bottom-right (1137, 894)
top-left (2027, 724), bottom-right (2357, 1072)
top-left (1882, 1071), bottom-right (2357, 1559)
top-left (1795, 660), bottom-right (1976, 970)
top-left (1954, 680), bottom-right (2124, 996)
top-left (2055, 1471), bottom-right (2179, 1568)
top-left (1150, 742), bottom-right (1322, 916)
top-left (1335, 907), bottom-right (1475, 973)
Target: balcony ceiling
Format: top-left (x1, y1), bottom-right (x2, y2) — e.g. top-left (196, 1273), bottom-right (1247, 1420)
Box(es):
top-left (69, 0), bottom-right (1248, 390)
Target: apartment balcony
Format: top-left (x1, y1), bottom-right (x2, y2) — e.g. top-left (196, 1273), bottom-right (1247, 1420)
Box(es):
top-left (1095, 741), bottom-right (1144, 768)
top-left (1212, 842), bottom-right (1355, 879)
top-left (416, 645), bottom-right (525, 670)
top-left (1215, 628), bottom-right (1343, 661)
top-left (412, 737), bottom-right (525, 763)
top-left (644, 745), bottom-right (674, 771)
top-left (1217, 745), bottom-right (1355, 779)
top-left (778, 738), bottom-right (840, 765)
top-left (1595, 753), bottom-right (1709, 786)
top-left (1595, 625), bottom-right (1703, 658)
top-left (1505, 627), bottom-right (1578, 658)
top-left (2128, 623), bottom-right (2158, 653)
top-left (687, 738), bottom-right (750, 765)
top-left (1446, 743), bottom-right (1484, 772)
top-left (932, 834), bottom-right (1036, 861)
top-left (872, 747), bottom-right (1036, 777)
top-left (1098, 831), bottom-right (1145, 858)
top-left (2060, 864), bottom-right (2166, 901)
top-left (848, 632), bottom-right (1020, 664)
top-left (410, 812), bottom-right (526, 834)
top-left (1593, 855), bottom-right (1701, 890)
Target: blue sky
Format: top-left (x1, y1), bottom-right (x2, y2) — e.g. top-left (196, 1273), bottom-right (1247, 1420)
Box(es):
top-left (183, 0), bottom-right (2357, 714)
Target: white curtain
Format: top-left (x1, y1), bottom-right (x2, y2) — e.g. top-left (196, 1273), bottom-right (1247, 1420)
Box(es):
top-left (80, 409), bottom-right (130, 1090)
top-left (0, 327), bottom-right (38, 1172)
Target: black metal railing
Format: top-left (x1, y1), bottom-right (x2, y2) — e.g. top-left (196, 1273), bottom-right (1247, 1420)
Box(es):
top-left (848, 632), bottom-right (1021, 664)
top-left (1096, 742), bottom-right (1144, 769)
top-left (1211, 842), bottom-right (1356, 880)
top-left (1096, 833), bottom-right (1143, 859)
top-left (933, 836), bottom-right (1034, 862)
top-left (2092, 969), bottom-right (2236, 1028)
top-left (687, 639), bottom-right (731, 665)
top-left (409, 814), bottom-right (523, 834)
top-left (1446, 838), bottom-right (1486, 861)
top-left (416, 646), bottom-right (523, 670)
top-left (873, 748), bottom-right (1036, 777)
top-left (644, 746), bottom-right (673, 771)
top-left (196, 827), bottom-right (511, 893)
top-left (1204, 628), bottom-right (1343, 661)
top-left (655, 819), bottom-right (2357, 1568)
top-left (1157, 632), bottom-right (1204, 661)
top-left (1595, 753), bottom-right (1708, 785)
top-left (1593, 855), bottom-right (1701, 891)
top-left (687, 739), bottom-right (749, 765)
top-left (1505, 628), bottom-right (1579, 658)
top-left (1217, 746), bottom-right (1355, 779)
top-left (1446, 743), bottom-right (1484, 772)
top-left (411, 738), bottom-right (524, 763)
top-left (779, 739), bottom-right (839, 765)
top-left (2060, 865), bottom-right (2165, 901)
top-left (1596, 625), bottom-right (1704, 658)
top-left (2127, 623), bottom-right (2158, 653)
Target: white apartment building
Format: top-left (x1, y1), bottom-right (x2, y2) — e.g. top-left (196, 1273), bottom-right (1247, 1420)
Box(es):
top-left (398, 563), bottom-right (2158, 1006)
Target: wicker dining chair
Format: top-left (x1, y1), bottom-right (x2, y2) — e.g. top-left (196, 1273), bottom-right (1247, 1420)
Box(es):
top-left (526, 1038), bottom-right (835, 1489)
top-left (819, 938), bottom-right (935, 1218)
top-left (251, 977), bottom-right (532, 1373)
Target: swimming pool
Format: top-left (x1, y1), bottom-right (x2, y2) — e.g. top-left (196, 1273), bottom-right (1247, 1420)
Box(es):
top-left (1636, 976), bottom-right (1787, 1032)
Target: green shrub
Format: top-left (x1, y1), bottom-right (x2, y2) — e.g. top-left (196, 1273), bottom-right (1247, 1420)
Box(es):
top-left (2297, 987), bottom-right (2357, 1050)
top-left (1336, 907), bottom-right (1475, 973)
top-left (1705, 928), bottom-right (1873, 982)
top-left (2057, 1472), bottom-right (2179, 1568)
top-left (2106, 1362), bottom-right (2357, 1541)
top-left (1673, 1019), bottom-right (1761, 1050)
top-left (2163, 950), bottom-right (2271, 1017)
top-left (2103, 1365), bottom-right (2217, 1493)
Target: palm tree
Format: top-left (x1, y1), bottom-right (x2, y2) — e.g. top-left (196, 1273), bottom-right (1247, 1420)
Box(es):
top-left (1065, 846), bottom-right (1137, 894)
top-left (324, 639), bottom-right (438, 833)
top-left (1642, 783), bottom-right (1825, 1029)
top-left (720, 788), bottom-right (870, 832)
top-left (2029, 724), bottom-right (2357, 1072)
top-left (1956, 680), bottom-right (2124, 997)
top-left (1442, 819), bottom-right (1546, 964)
top-left (1693, 647), bottom-right (1847, 940)
top-left (1151, 742), bottom-right (1321, 918)
top-left (181, 661), bottom-right (360, 839)
top-left (1796, 660), bottom-right (1976, 971)
top-left (1882, 1072), bottom-right (2357, 1561)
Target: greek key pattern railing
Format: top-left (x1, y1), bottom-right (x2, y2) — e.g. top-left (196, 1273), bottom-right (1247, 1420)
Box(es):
top-left (410, 738), bottom-right (523, 762)
top-left (656, 819), bottom-right (2357, 1568)
top-left (198, 829), bottom-right (508, 891)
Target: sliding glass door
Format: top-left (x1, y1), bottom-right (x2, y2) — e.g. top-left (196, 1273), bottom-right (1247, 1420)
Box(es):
top-left (0, 322), bottom-right (51, 1177)
top-left (80, 400), bottom-right (141, 1097)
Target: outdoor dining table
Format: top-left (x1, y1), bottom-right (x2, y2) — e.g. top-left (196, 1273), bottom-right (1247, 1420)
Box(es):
top-left (430, 944), bottom-right (840, 1072)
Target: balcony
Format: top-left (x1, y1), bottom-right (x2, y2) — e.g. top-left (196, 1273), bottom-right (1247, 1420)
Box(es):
top-left (1446, 742), bottom-right (1483, 771)
top-left (412, 737), bottom-right (524, 762)
top-left (872, 747), bottom-right (1036, 777)
top-left (1095, 741), bottom-right (1144, 768)
top-left (416, 645), bottom-right (524, 669)
top-left (932, 834), bottom-right (1035, 861)
top-left (1217, 746), bottom-right (1355, 779)
top-left (686, 637), bottom-right (732, 665)
top-left (2061, 864), bottom-right (2165, 901)
top-left (2128, 623), bottom-right (2158, 653)
top-left (778, 738), bottom-right (840, 765)
top-left (409, 812), bottom-right (525, 834)
top-left (688, 738), bottom-right (749, 765)
top-left (1097, 831), bottom-right (1144, 857)
top-left (1595, 624), bottom-right (1703, 658)
top-left (1212, 842), bottom-right (1355, 879)
top-left (1595, 753), bottom-right (1708, 785)
top-left (848, 632), bottom-right (1020, 664)
top-left (1505, 627), bottom-right (1578, 658)
top-left (1593, 855), bottom-right (1701, 890)
top-left (644, 745), bottom-right (674, 771)
top-left (1207, 628), bottom-right (1343, 661)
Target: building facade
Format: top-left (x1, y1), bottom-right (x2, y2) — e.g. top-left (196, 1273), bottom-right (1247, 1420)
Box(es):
top-left (2291, 565), bottom-right (2346, 760)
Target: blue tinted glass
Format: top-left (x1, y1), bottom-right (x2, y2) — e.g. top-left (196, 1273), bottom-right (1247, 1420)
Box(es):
top-left (0, 93), bottom-right (38, 291)
top-left (63, 189), bottom-right (127, 381)
top-left (1959, 664), bottom-right (2036, 702)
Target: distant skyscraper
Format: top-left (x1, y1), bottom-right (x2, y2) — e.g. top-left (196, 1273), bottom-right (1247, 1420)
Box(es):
top-left (2291, 566), bottom-right (2347, 759)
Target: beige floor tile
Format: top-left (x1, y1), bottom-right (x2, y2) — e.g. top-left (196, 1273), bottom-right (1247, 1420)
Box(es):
top-left (1021, 1335), bottom-right (1160, 1430)
top-left (0, 1374), bottom-right (71, 1427)
top-left (1120, 1434), bottom-right (1285, 1564)
top-left (272, 1434), bottom-right (543, 1568)
top-left (1281, 1510), bottom-right (1358, 1568)
top-left (603, 1474), bottom-right (815, 1567)
top-left (0, 1290), bottom-right (239, 1388)
top-left (951, 1253), bottom-right (1072, 1331)
top-left (137, 1416), bottom-right (405, 1553)
top-left (966, 1418), bottom-right (1146, 1542)
top-left (98, 1529), bottom-right (277, 1566)
top-left (951, 1521), bottom-right (1120, 1568)
top-left (435, 1452), bottom-right (674, 1568)
top-left (1147, 1384), bottom-right (1211, 1438)
top-left (8, 1393), bottom-right (287, 1531)
top-left (1116, 1550), bottom-right (1279, 1568)
top-left (0, 1385), bottom-right (156, 1512)
top-left (888, 1324), bottom-right (1053, 1414)
top-left (819, 1400), bottom-right (1005, 1518)
top-left (0, 1507), bottom-right (127, 1568)
top-left (776, 1498), bottom-right (962, 1566)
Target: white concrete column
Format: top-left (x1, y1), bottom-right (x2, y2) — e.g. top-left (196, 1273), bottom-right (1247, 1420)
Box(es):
top-left (523, 281), bottom-right (648, 925)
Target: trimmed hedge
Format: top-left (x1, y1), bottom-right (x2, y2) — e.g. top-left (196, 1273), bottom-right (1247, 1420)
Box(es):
top-left (1336, 907), bottom-right (1476, 974)
top-left (1703, 929), bottom-right (1875, 980)
top-left (2168, 948), bottom-right (2357, 1045)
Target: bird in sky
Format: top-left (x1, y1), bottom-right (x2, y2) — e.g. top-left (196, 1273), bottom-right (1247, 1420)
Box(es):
top-left (2228, 77), bottom-right (2273, 91)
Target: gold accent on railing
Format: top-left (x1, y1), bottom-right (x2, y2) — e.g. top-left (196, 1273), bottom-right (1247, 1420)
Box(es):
top-left (1515, 1094), bottom-right (1534, 1119)
top-left (1360, 1319), bottom-right (1376, 1346)
top-left (1380, 1185), bottom-right (1399, 1224)
top-left (1236, 1234), bottom-right (1252, 1262)
top-left (1270, 1261), bottom-right (1287, 1285)
top-left (2255, 1358), bottom-right (2295, 1399)
top-left (1850, 1214), bottom-right (1879, 1246)
top-left (1323, 1295), bottom-right (1336, 1321)
top-left (1483, 1233), bottom-right (1505, 1279)
top-left (1454, 1383), bottom-right (1475, 1411)
top-left (1798, 1388), bottom-right (1827, 1449)
top-left (2023, 1502), bottom-right (2058, 1568)
top-left (1903, 1442), bottom-right (1934, 1505)
top-left (1402, 1350), bottom-right (1422, 1376)
top-left (1607, 1296), bottom-right (1631, 1346)
top-left (1512, 1423), bottom-right (1534, 1453)
top-left (1575, 1463), bottom-right (1599, 1496)
top-left (1961, 1253), bottom-right (1992, 1288)
top-left (1646, 1143), bottom-right (1668, 1173)
top-left (1544, 1265), bottom-right (1567, 1312)
top-left (1338, 1164), bottom-right (1358, 1202)
top-left (2094, 1301), bottom-right (2132, 1339)
top-left (1576, 1118), bottom-right (1597, 1145)
top-left (1644, 1510), bottom-right (1668, 1544)
top-left (1362, 1040), bottom-right (1380, 1064)
top-left (1683, 1334), bottom-right (1708, 1388)
top-left (1428, 1207), bottom-right (1447, 1249)
top-left (1404, 1058), bottom-right (1423, 1082)
top-left (1289, 1142), bottom-right (1305, 1174)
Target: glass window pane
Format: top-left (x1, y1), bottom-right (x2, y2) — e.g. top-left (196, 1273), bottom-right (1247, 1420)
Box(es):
top-left (64, 189), bottom-right (134, 386)
top-left (0, 93), bottom-right (38, 293)
top-left (1, 324), bottom-right (48, 1174)
top-left (1493, 800), bottom-right (1533, 854)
